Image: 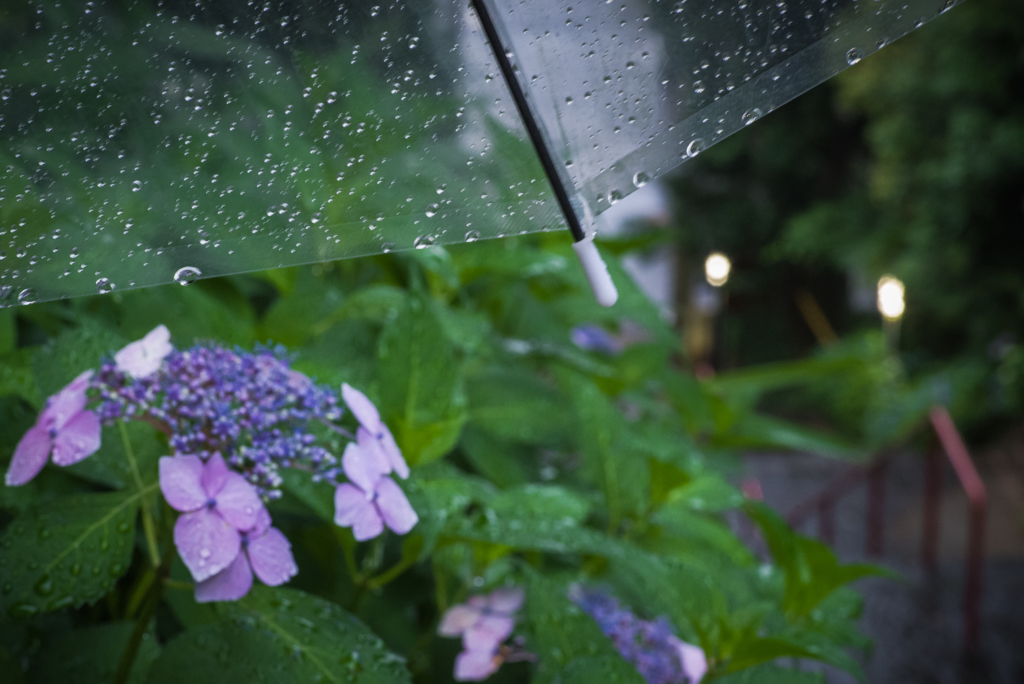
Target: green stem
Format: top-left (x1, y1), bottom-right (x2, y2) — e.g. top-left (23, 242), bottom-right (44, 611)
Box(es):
top-left (366, 554), bottom-right (417, 590)
top-left (113, 544), bottom-right (173, 684)
top-left (123, 566), bottom-right (156, 619)
top-left (119, 420), bottom-right (160, 567)
top-left (433, 559), bottom-right (448, 614)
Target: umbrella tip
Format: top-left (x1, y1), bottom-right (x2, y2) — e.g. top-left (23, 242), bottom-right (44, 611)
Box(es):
top-left (572, 236), bottom-right (618, 307)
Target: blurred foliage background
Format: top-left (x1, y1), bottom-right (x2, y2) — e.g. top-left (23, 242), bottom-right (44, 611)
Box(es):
top-left (667, 0), bottom-right (1024, 443)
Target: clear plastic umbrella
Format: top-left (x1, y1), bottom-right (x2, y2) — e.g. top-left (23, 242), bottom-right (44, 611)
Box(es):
top-left (0, 0), bottom-right (959, 307)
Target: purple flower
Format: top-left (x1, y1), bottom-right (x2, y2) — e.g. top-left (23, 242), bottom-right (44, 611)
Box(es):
top-left (570, 586), bottom-right (706, 684)
top-left (570, 325), bottom-right (622, 355)
top-left (439, 586), bottom-right (525, 681)
top-left (160, 453), bottom-right (264, 581)
top-left (5, 370), bottom-right (101, 486)
top-left (341, 383), bottom-right (409, 479)
top-left (333, 441), bottom-right (417, 541)
top-left (114, 324), bottom-right (173, 378)
top-left (194, 507), bottom-right (298, 602)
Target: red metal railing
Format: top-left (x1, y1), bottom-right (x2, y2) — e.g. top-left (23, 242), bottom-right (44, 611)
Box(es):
top-left (783, 406), bottom-right (987, 652)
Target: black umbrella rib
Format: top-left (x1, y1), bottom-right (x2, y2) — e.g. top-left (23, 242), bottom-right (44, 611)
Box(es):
top-left (468, 0), bottom-right (586, 242)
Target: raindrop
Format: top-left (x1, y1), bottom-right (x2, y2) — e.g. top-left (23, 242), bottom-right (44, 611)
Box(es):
top-left (633, 172), bottom-right (650, 188)
top-left (565, 96), bottom-right (574, 105)
top-left (846, 47), bottom-right (864, 65)
top-left (608, 190), bottom-right (623, 205)
top-left (408, 36), bottom-right (420, 48)
top-left (465, 230), bottom-right (481, 242)
top-left (381, 242), bottom-right (395, 253)
top-left (693, 80), bottom-right (706, 94)
top-left (436, 184), bottom-right (447, 194)
top-left (741, 108), bottom-right (763, 126)
top-left (33, 575), bottom-right (55, 597)
top-left (174, 266), bottom-right (201, 286)
top-left (425, 203), bottom-right (439, 217)
top-left (672, 2), bottom-right (686, 15)
top-left (17, 289), bottom-right (36, 306)
top-left (131, 180), bottom-right (142, 192)
top-left (70, 247), bottom-right (79, 259)
top-left (414, 234), bottom-right (437, 249)
top-left (369, 5), bottom-right (380, 17)
top-left (95, 278), bottom-right (114, 294)
top-left (686, 139), bottom-right (705, 158)
top-left (0, 89), bottom-right (10, 101)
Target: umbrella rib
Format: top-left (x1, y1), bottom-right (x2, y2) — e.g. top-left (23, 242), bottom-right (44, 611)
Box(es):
top-left (468, 0), bottom-right (586, 243)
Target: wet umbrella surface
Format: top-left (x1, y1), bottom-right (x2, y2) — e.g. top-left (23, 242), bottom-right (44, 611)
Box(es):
top-left (0, 0), bottom-right (959, 305)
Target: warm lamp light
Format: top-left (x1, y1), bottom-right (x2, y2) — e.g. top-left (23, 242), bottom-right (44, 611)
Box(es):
top-left (704, 252), bottom-right (731, 287)
top-left (877, 276), bottom-right (905, 321)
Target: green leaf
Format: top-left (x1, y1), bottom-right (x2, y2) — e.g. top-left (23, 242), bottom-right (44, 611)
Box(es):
top-left (524, 571), bottom-right (645, 684)
top-left (32, 320), bottom-right (125, 398)
top-left (665, 476), bottom-right (744, 513)
top-left (724, 414), bottom-right (860, 459)
top-left (488, 484), bottom-right (591, 524)
top-left (0, 487), bottom-right (150, 617)
top-left (0, 350), bottom-right (39, 406)
top-left (443, 514), bottom-right (610, 555)
top-left (652, 507), bottom-right (755, 567)
top-left (745, 502), bottom-right (889, 618)
top-left (556, 655), bottom-right (647, 684)
top-left (64, 421), bottom-right (164, 489)
top-left (557, 371), bottom-right (649, 524)
top-left (465, 367), bottom-right (568, 445)
top-left (279, 468), bottom-right (337, 523)
top-left (148, 586), bottom-right (412, 684)
top-left (31, 621), bottom-right (160, 684)
top-left (378, 296), bottom-right (466, 465)
top-left (459, 426), bottom-right (531, 488)
top-left (0, 645), bottom-right (27, 684)
top-left (710, 663), bottom-right (824, 683)
top-left (0, 310), bottom-right (15, 355)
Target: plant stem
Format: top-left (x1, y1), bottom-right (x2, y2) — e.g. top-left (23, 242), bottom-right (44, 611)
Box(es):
top-left (366, 554), bottom-right (416, 590)
top-left (113, 543), bottom-right (173, 684)
top-left (123, 565), bottom-right (156, 619)
top-left (119, 420), bottom-right (161, 567)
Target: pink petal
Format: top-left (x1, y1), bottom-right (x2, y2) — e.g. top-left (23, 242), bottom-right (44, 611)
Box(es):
top-left (674, 639), bottom-right (708, 683)
top-left (334, 483), bottom-right (384, 541)
top-left (487, 586), bottom-right (525, 614)
top-left (356, 427), bottom-right (392, 475)
top-left (213, 471), bottom-right (263, 531)
top-left (438, 605), bottom-right (482, 637)
top-left (194, 551), bottom-right (253, 603)
top-left (51, 410), bottom-right (102, 466)
top-left (341, 442), bottom-right (384, 494)
top-left (341, 383), bottom-right (382, 431)
top-left (5, 424), bottom-right (52, 486)
top-left (200, 452), bottom-right (230, 497)
top-left (454, 649), bottom-right (499, 682)
top-left (159, 456), bottom-right (207, 512)
top-left (247, 526), bottom-right (298, 586)
top-left (173, 508), bottom-right (242, 582)
top-left (114, 324), bottom-right (172, 378)
top-left (42, 370), bottom-right (92, 431)
top-left (463, 614), bottom-right (513, 652)
top-left (379, 426), bottom-right (409, 479)
top-left (374, 477), bottom-right (418, 535)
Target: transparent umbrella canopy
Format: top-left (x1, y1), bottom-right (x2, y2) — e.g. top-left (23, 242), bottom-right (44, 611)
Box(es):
top-left (0, 0), bottom-right (958, 307)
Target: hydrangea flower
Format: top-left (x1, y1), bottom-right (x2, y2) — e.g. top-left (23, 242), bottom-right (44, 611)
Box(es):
top-left (333, 441), bottom-right (417, 541)
top-left (571, 586), bottom-right (707, 684)
top-left (160, 453), bottom-right (264, 581)
top-left (114, 324), bottom-right (173, 378)
top-left (195, 508), bottom-right (297, 602)
top-left (438, 586), bottom-right (525, 681)
top-left (5, 370), bottom-right (101, 486)
top-left (341, 383), bottom-right (409, 479)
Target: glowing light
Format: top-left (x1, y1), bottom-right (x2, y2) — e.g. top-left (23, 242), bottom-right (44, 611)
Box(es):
top-left (877, 276), bottom-right (905, 321)
top-left (704, 252), bottom-right (731, 287)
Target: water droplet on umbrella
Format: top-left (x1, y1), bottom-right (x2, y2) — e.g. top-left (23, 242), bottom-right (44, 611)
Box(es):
top-left (174, 266), bottom-right (201, 286)
top-left (742, 108), bottom-right (762, 126)
top-left (425, 203), bottom-right (439, 217)
top-left (96, 278), bottom-right (114, 294)
top-left (465, 230), bottom-right (481, 242)
top-left (414, 234), bottom-right (437, 249)
top-left (686, 139), bottom-right (705, 157)
top-left (846, 47), bottom-right (864, 65)
top-left (633, 172), bottom-right (650, 188)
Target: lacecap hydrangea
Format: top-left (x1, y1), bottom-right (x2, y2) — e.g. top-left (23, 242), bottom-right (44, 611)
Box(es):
top-left (5, 325), bottom-right (418, 602)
